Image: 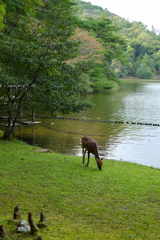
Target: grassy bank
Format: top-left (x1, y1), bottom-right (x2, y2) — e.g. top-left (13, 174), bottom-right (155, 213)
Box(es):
top-left (0, 139), bottom-right (160, 239)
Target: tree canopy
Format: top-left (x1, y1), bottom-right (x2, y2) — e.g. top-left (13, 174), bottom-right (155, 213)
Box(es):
top-left (0, 0), bottom-right (92, 139)
top-left (75, 14), bottom-right (126, 90)
top-left (0, 0), bottom-right (130, 139)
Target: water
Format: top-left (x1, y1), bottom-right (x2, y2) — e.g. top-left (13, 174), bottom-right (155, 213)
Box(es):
top-left (10, 80), bottom-right (160, 168)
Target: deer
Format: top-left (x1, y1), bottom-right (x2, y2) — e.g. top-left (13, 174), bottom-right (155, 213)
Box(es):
top-left (82, 136), bottom-right (103, 170)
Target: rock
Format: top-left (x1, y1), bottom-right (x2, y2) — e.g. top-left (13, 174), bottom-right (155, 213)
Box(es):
top-left (38, 211), bottom-right (47, 228)
top-left (13, 205), bottom-right (21, 219)
top-left (35, 236), bottom-right (43, 240)
top-left (28, 212), bottom-right (39, 235)
top-left (17, 220), bottom-right (31, 233)
top-left (34, 149), bottom-right (51, 153)
top-left (39, 211), bottom-right (46, 223)
top-left (38, 222), bottom-right (47, 228)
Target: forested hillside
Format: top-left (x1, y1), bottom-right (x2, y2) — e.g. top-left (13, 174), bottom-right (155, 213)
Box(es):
top-left (71, 0), bottom-right (127, 92)
top-left (74, 0), bottom-right (160, 81)
top-left (75, 0), bottom-right (115, 19)
top-left (113, 16), bottom-right (160, 79)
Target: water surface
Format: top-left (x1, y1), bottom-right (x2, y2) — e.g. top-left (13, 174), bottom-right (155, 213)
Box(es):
top-left (11, 80), bottom-right (160, 168)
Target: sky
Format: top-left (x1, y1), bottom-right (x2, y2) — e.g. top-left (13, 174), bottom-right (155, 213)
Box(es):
top-left (81, 0), bottom-right (160, 32)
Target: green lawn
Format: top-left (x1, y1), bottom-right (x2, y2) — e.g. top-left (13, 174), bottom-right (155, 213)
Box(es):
top-left (0, 138), bottom-right (160, 239)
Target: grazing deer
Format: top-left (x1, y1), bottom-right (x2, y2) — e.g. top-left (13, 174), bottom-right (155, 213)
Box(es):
top-left (82, 136), bottom-right (103, 170)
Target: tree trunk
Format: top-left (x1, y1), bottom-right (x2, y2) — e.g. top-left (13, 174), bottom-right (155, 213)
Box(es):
top-left (3, 104), bottom-right (20, 140)
top-left (3, 109), bottom-right (13, 140)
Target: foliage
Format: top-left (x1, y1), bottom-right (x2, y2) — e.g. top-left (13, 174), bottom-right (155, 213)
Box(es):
top-left (0, 0), bottom-right (93, 139)
top-left (68, 26), bottom-right (114, 91)
top-left (89, 63), bottom-right (114, 90)
top-left (0, 129), bottom-right (3, 138)
top-left (76, 1), bottom-right (160, 79)
top-left (69, 27), bottom-right (105, 64)
top-left (111, 60), bottom-right (129, 78)
top-left (74, 0), bottom-right (115, 20)
top-left (78, 74), bottom-right (93, 93)
top-left (113, 17), bottom-right (160, 78)
top-left (0, 1), bottom-right (5, 30)
top-left (1, 139), bottom-right (160, 239)
top-left (136, 64), bottom-right (153, 79)
top-left (75, 14), bottom-right (126, 90)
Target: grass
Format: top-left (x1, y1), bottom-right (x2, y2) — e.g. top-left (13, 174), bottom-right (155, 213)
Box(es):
top-left (0, 138), bottom-right (160, 239)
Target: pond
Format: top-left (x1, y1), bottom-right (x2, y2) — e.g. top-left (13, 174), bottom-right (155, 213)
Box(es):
top-left (11, 79), bottom-right (160, 168)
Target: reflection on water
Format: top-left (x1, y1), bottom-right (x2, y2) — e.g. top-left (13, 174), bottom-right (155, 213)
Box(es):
top-left (10, 80), bottom-right (160, 168)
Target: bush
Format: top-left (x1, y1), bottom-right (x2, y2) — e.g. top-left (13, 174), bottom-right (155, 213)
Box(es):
top-left (78, 74), bottom-right (93, 93)
top-left (0, 130), bottom-right (4, 138)
top-left (136, 63), bottom-right (153, 79)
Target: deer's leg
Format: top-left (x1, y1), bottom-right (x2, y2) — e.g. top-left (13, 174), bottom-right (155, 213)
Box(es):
top-left (82, 148), bottom-right (86, 164)
top-left (86, 151), bottom-right (90, 167)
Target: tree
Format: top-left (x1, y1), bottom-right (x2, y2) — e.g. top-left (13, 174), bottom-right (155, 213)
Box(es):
top-left (111, 60), bottom-right (130, 78)
top-left (153, 50), bottom-right (160, 73)
top-left (78, 74), bottom-right (92, 93)
top-left (68, 27), bottom-right (107, 91)
top-left (0, 1), bottom-right (5, 31)
top-left (74, 0), bottom-right (115, 20)
top-left (136, 64), bottom-right (153, 79)
top-left (0, 0), bottom-right (92, 139)
top-left (75, 14), bottom-right (126, 89)
top-left (141, 54), bottom-right (155, 72)
top-left (68, 27), bottom-right (105, 64)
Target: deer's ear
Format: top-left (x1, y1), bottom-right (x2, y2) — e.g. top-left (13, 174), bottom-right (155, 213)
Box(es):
top-left (101, 158), bottom-right (104, 161)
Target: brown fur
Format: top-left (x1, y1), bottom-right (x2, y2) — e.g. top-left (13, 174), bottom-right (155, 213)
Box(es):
top-left (82, 136), bottom-right (103, 170)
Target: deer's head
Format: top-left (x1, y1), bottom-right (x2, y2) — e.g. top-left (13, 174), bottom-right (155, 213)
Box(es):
top-left (97, 158), bottom-right (103, 170)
